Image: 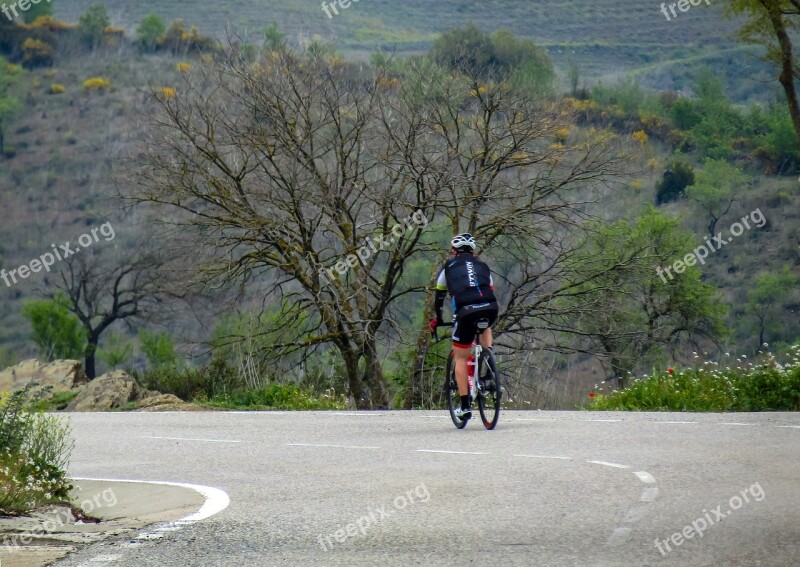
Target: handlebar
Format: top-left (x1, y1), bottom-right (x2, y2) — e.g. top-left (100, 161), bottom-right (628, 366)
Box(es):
top-left (431, 321), bottom-right (454, 343)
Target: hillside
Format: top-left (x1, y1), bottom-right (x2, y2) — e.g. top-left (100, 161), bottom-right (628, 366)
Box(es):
top-left (54, 0), bottom-right (773, 102)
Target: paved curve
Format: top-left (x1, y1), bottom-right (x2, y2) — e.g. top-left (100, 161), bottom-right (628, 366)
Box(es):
top-left (54, 411), bottom-right (800, 566)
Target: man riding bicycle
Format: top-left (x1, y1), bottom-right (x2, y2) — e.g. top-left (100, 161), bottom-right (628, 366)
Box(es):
top-left (429, 233), bottom-right (499, 421)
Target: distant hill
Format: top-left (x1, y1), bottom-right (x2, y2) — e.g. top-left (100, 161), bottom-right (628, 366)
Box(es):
top-left (55, 0), bottom-right (775, 103)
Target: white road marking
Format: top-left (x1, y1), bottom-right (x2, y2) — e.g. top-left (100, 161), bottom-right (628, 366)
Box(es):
top-left (719, 422), bottom-right (756, 426)
top-left (286, 443), bottom-right (381, 450)
top-left (640, 487), bottom-right (659, 502)
top-left (605, 469), bottom-right (660, 546)
top-left (588, 460), bottom-right (631, 469)
top-left (607, 527), bottom-right (632, 546)
top-left (584, 419), bottom-right (621, 422)
top-left (777, 425), bottom-right (800, 429)
top-left (634, 471), bottom-right (657, 484)
top-left (71, 478), bottom-right (230, 565)
top-left (514, 454), bottom-right (572, 460)
top-left (660, 421), bottom-right (697, 424)
top-left (417, 449), bottom-right (489, 455)
top-left (329, 413), bottom-right (384, 416)
top-left (141, 436), bottom-right (242, 443)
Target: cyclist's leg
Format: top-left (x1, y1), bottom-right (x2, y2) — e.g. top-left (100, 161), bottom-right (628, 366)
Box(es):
top-left (452, 343), bottom-right (470, 396)
top-left (479, 328), bottom-right (493, 349)
top-left (452, 312), bottom-right (476, 400)
top-left (477, 303), bottom-right (499, 349)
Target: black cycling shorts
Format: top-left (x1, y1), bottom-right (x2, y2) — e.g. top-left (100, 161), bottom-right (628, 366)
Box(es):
top-left (452, 301), bottom-right (498, 348)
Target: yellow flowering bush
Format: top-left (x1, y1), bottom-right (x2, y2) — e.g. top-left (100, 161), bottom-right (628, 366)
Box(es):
top-left (22, 38), bottom-right (53, 68)
top-left (83, 77), bottom-right (111, 93)
top-left (158, 87), bottom-right (176, 100)
top-left (632, 130), bottom-right (649, 145)
top-left (49, 84), bottom-right (66, 94)
top-left (176, 62), bottom-right (192, 72)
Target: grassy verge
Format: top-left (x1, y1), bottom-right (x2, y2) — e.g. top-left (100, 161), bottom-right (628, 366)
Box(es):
top-left (0, 385), bottom-right (74, 515)
top-left (587, 346), bottom-right (800, 411)
top-left (200, 383), bottom-right (346, 411)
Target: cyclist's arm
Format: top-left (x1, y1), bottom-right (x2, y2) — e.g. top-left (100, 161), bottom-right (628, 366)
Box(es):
top-left (434, 270), bottom-right (448, 323)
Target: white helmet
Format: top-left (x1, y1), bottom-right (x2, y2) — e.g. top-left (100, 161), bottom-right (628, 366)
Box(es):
top-left (451, 233), bottom-right (476, 252)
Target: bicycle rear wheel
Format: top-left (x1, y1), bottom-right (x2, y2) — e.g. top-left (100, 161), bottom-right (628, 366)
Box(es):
top-left (444, 351), bottom-right (468, 429)
top-left (478, 349), bottom-right (501, 429)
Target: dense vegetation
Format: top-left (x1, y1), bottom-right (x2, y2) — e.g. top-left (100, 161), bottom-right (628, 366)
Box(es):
top-left (588, 345), bottom-right (800, 411)
top-left (0, 2), bottom-right (798, 412)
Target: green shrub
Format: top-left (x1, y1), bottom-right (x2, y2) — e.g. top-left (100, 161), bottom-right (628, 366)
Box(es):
top-left (587, 346), bottom-right (800, 411)
top-left (78, 3), bottom-right (109, 49)
top-left (139, 329), bottom-right (177, 369)
top-left (0, 384), bottom-right (74, 515)
top-left (136, 13), bottom-right (165, 52)
top-left (671, 98), bottom-right (701, 130)
top-left (22, 295), bottom-right (86, 361)
top-left (132, 355), bottom-right (244, 401)
top-left (655, 160), bottom-right (694, 205)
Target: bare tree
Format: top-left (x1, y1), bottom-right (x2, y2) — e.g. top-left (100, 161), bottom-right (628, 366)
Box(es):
top-left (129, 48), bottom-right (438, 408)
top-left (728, 0), bottom-right (800, 148)
top-left (129, 46), bottom-right (646, 409)
top-left (387, 60), bottom-right (636, 405)
top-left (56, 248), bottom-right (165, 379)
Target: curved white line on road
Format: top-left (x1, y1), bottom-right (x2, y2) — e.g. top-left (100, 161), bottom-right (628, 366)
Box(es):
top-left (634, 471), bottom-right (657, 484)
top-left (588, 460), bottom-right (631, 469)
top-left (72, 477), bottom-right (230, 524)
top-left (606, 469), bottom-right (660, 547)
top-left (71, 478), bottom-right (230, 565)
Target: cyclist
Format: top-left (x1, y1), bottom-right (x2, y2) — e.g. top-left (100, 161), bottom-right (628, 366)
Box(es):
top-left (429, 233), bottom-right (498, 420)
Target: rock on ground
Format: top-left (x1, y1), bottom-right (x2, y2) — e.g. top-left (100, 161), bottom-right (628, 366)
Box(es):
top-left (0, 360), bottom-right (201, 412)
top-left (0, 359), bottom-right (88, 397)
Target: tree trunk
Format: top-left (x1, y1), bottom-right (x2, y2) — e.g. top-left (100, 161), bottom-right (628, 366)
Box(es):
top-left (407, 261), bottom-right (444, 408)
top-left (340, 346), bottom-right (364, 408)
top-left (762, 0), bottom-right (800, 150)
top-left (362, 337), bottom-right (389, 409)
top-left (85, 335), bottom-right (99, 380)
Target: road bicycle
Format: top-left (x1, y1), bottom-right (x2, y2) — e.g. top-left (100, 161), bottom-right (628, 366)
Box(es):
top-left (433, 321), bottom-right (501, 430)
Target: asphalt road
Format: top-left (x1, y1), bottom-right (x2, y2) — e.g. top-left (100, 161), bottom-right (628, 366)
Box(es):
top-left (54, 411), bottom-right (800, 567)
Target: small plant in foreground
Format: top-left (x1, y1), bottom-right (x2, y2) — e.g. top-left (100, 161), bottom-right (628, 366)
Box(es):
top-left (0, 384), bottom-right (74, 515)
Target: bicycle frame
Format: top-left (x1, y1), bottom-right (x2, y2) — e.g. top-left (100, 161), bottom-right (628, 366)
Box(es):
top-left (433, 322), bottom-right (486, 401)
top-left (468, 340), bottom-right (482, 404)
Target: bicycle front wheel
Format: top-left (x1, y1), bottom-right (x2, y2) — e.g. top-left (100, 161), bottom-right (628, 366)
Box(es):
top-left (478, 349), bottom-right (501, 429)
top-left (445, 351), bottom-right (468, 429)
